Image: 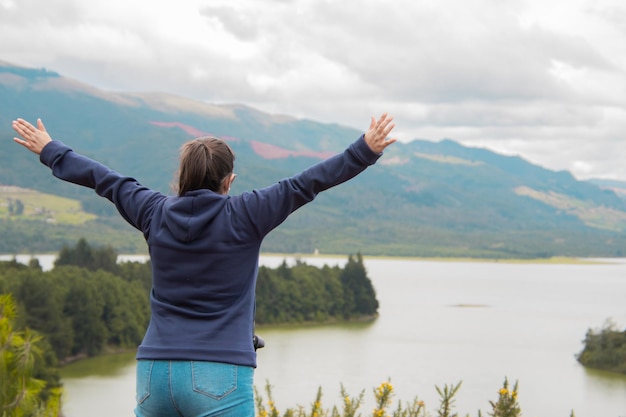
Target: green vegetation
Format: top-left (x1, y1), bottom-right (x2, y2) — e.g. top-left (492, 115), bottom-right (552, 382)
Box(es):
top-left (255, 253), bottom-right (378, 324)
top-left (0, 186), bottom-right (146, 254)
top-left (0, 186), bottom-right (97, 224)
top-left (0, 217), bottom-right (145, 255)
top-left (0, 239), bottom-right (150, 362)
top-left (577, 320), bottom-right (626, 374)
top-left (0, 294), bottom-right (62, 417)
top-left (514, 186), bottom-right (626, 231)
top-left (255, 378), bottom-right (577, 417)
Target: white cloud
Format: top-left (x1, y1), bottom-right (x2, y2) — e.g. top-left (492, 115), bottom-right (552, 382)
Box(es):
top-left (1, 0), bottom-right (625, 180)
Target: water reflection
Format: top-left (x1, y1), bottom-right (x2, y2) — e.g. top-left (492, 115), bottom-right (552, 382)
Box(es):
top-left (583, 367), bottom-right (626, 390)
top-left (60, 351), bottom-right (136, 378)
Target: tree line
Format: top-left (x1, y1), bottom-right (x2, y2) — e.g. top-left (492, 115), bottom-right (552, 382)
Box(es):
top-left (0, 240), bottom-right (151, 362)
top-left (1, 240), bottom-right (379, 362)
top-left (255, 253), bottom-right (378, 325)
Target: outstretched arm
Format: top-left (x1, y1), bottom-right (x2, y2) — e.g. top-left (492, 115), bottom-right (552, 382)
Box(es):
top-left (12, 118), bottom-right (52, 154)
top-left (11, 117), bottom-right (163, 234)
top-left (240, 113), bottom-right (399, 237)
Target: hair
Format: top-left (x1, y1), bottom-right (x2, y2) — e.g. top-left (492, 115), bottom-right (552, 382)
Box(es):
top-left (175, 137), bottom-right (235, 196)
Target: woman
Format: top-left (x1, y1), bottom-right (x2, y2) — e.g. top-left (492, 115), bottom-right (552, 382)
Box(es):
top-left (12, 113), bottom-right (397, 417)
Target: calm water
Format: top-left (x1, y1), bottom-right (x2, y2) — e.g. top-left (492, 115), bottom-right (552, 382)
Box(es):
top-left (45, 256), bottom-right (626, 416)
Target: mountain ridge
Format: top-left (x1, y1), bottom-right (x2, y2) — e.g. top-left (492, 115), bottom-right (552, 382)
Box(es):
top-left (2, 61), bottom-right (626, 258)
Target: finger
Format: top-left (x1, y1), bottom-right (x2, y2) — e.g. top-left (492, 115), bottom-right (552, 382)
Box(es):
top-left (376, 114), bottom-right (393, 132)
top-left (37, 118), bottom-right (47, 132)
top-left (381, 137), bottom-right (398, 150)
top-left (12, 121), bottom-right (28, 136)
top-left (369, 116), bottom-right (376, 130)
top-left (19, 118), bottom-right (37, 134)
top-left (373, 113), bottom-right (386, 129)
top-left (13, 126), bottom-right (32, 141)
top-left (13, 137), bottom-right (29, 148)
top-left (383, 122), bottom-right (396, 136)
top-left (13, 119), bottom-right (31, 137)
top-left (15, 118), bottom-right (28, 129)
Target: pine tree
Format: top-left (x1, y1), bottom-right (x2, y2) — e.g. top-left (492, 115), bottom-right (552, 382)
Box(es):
top-left (340, 253), bottom-right (379, 318)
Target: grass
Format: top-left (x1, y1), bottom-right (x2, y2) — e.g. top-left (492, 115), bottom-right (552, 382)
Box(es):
top-left (0, 185), bottom-right (97, 225)
top-left (514, 186), bottom-right (626, 232)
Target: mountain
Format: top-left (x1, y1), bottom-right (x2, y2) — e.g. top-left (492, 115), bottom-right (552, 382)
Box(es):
top-left (588, 178), bottom-right (626, 200)
top-left (2, 62), bottom-right (626, 258)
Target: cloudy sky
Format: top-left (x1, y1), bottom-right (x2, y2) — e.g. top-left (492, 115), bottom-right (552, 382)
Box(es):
top-left (1, 0), bottom-right (625, 180)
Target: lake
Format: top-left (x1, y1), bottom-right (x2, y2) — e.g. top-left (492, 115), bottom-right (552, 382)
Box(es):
top-left (23, 255), bottom-right (626, 417)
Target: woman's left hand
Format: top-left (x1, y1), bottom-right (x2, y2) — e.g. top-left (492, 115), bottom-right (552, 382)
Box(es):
top-left (364, 113), bottom-right (397, 153)
top-left (12, 118), bottom-right (53, 155)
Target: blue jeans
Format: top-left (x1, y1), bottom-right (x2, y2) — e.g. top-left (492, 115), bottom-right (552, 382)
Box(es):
top-left (134, 360), bottom-right (255, 417)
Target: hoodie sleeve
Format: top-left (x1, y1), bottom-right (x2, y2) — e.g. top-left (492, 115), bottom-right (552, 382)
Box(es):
top-left (239, 134), bottom-right (381, 238)
top-left (39, 141), bottom-right (164, 233)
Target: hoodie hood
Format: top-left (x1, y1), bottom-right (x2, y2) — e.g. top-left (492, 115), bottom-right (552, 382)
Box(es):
top-left (162, 190), bottom-right (229, 242)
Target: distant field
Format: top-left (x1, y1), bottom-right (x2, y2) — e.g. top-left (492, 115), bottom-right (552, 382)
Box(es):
top-left (0, 185), bottom-right (97, 225)
top-left (515, 185), bottom-right (626, 231)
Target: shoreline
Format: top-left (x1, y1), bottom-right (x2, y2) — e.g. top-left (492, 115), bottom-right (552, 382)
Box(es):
top-left (0, 252), bottom-right (619, 269)
top-left (260, 252), bottom-right (611, 264)
top-left (58, 316), bottom-right (379, 369)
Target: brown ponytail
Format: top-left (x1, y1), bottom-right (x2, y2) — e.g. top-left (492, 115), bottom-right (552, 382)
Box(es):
top-left (175, 137), bottom-right (235, 196)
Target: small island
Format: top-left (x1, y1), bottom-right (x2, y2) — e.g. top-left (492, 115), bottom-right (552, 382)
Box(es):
top-left (577, 320), bottom-right (626, 374)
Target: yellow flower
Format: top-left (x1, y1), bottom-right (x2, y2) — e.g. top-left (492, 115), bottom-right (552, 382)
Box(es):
top-left (417, 400), bottom-right (425, 407)
top-left (372, 409), bottom-right (386, 417)
top-left (382, 381), bottom-right (393, 391)
top-left (376, 381), bottom-right (394, 397)
top-left (499, 388), bottom-right (509, 396)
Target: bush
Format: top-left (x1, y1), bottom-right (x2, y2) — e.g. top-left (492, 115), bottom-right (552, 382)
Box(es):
top-left (254, 377), bottom-right (576, 417)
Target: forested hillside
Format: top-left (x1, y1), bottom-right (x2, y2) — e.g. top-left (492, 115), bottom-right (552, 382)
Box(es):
top-left (3, 62), bottom-right (626, 258)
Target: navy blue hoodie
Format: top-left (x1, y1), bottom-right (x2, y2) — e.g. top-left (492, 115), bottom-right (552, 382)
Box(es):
top-left (39, 134), bottom-right (381, 367)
